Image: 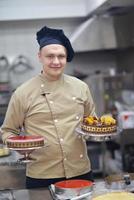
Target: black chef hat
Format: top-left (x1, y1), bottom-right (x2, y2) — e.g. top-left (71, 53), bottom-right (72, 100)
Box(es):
top-left (36, 26), bottom-right (74, 62)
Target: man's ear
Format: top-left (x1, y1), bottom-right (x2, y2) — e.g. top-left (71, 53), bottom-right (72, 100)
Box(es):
top-left (38, 51), bottom-right (42, 62)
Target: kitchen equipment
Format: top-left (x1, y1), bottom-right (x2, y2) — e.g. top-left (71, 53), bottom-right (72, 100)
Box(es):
top-left (105, 173), bottom-right (134, 191)
top-left (84, 73), bottom-right (134, 116)
top-left (54, 179), bottom-right (93, 199)
top-left (0, 56), bottom-right (10, 82)
top-left (10, 55), bottom-right (33, 74)
top-left (9, 55), bottom-right (33, 90)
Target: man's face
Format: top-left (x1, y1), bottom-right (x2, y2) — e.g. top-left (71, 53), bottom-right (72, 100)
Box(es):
top-left (38, 44), bottom-right (67, 80)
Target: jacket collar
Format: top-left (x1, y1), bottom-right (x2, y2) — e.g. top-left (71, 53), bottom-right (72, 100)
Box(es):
top-left (39, 73), bottom-right (64, 95)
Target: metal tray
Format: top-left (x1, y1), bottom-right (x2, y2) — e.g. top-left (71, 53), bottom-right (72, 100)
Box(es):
top-left (75, 127), bottom-right (121, 142)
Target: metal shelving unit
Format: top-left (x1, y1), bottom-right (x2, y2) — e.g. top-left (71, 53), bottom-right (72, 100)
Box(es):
top-left (0, 56), bottom-right (11, 126)
top-left (120, 129), bottom-right (134, 172)
top-left (0, 82), bottom-right (11, 125)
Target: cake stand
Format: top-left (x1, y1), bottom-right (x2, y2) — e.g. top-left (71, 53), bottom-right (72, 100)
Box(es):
top-left (75, 126), bottom-right (122, 177)
top-left (8, 146), bottom-right (46, 163)
top-left (75, 127), bottom-right (121, 142)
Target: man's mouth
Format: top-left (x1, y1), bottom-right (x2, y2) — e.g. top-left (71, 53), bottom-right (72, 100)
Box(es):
top-left (50, 66), bottom-right (61, 69)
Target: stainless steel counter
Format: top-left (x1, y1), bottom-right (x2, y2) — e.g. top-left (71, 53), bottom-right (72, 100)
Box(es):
top-left (0, 183), bottom-right (105, 200)
top-left (14, 189), bottom-right (52, 200)
top-left (0, 188), bottom-right (51, 200)
top-left (0, 180), bottom-right (134, 200)
top-left (0, 165), bottom-right (26, 189)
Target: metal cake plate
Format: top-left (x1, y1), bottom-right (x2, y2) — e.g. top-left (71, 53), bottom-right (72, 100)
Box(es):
top-left (75, 127), bottom-right (122, 142)
top-left (8, 145), bottom-right (47, 163)
top-left (8, 146), bottom-right (44, 151)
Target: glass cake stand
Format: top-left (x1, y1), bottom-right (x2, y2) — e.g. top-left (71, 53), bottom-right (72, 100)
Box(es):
top-left (75, 126), bottom-right (121, 142)
top-left (8, 145), bottom-right (46, 163)
top-left (75, 126), bottom-right (122, 177)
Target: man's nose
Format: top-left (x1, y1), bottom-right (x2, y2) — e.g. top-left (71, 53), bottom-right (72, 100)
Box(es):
top-left (53, 56), bottom-right (60, 64)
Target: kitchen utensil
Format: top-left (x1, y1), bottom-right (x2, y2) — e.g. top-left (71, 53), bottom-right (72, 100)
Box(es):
top-left (54, 179), bottom-right (93, 199)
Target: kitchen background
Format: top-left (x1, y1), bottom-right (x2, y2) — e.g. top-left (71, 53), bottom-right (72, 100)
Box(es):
top-left (0, 0), bottom-right (134, 182)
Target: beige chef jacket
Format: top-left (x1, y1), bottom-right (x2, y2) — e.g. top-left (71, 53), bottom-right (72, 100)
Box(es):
top-left (1, 73), bottom-right (96, 179)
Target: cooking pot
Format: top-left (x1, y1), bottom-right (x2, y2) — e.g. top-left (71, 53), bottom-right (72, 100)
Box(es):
top-left (105, 173), bottom-right (134, 191)
top-left (54, 179), bottom-right (93, 199)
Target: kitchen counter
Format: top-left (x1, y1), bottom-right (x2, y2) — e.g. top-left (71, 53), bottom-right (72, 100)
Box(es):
top-left (0, 148), bottom-right (26, 189)
top-left (0, 182), bottom-right (106, 200)
top-left (0, 188), bottom-right (52, 200)
top-left (0, 180), bottom-right (134, 200)
top-left (0, 164), bottom-right (26, 190)
top-left (14, 189), bottom-right (52, 200)
top-left (0, 148), bottom-right (133, 199)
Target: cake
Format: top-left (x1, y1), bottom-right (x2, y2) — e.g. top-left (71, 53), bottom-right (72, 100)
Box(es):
top-left (92, 192), bottom-right (134, 200)
top-left (6, 135), bottom-right (44, 148)
top-left (81, 115), bottom-right (117, 134)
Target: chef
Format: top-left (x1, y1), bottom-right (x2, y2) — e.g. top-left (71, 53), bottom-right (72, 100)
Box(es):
top-left (1, 26), bottom-right (96, 188)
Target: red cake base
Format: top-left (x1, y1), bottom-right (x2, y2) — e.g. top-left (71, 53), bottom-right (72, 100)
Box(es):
top-left (6, 135), bottom-right (44, 148)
